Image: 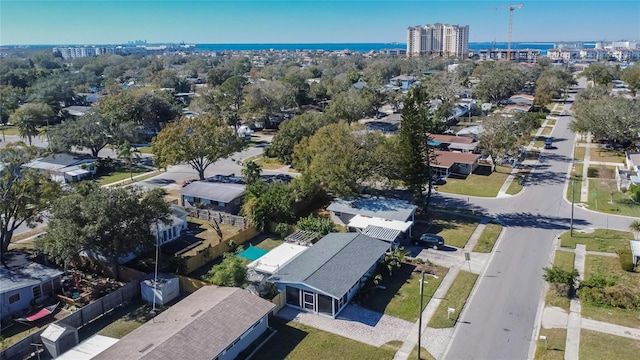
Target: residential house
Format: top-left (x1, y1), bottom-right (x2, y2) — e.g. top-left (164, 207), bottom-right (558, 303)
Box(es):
top-left (180, 181), bottom-right (245, 214)
top-left (61, 106), bottom-right (92, 117)
top-left (269, 233), bottom-right (391, 318)
top-left (456, 125), bottom-right (484, 139)
top-left (22, 153), bottom-right (97, 183)
top-left (389, 75), bottom-right (417, 91)
top-left (152, 205), bottom-right (188, 246)
top-left (327, 197), bottom-right (417, 236)
top-left (432, 150), bottom-right (480, 178)
top-left (1, 251), bottom-right (63, 320)
top-left (94, 287), bottom-right (275, 360)
top-left (508, 94), bottom-right (535, 106)
top-left (428, 133), bottom-right (478, 153)
top-left (503, 104), bottom-right (532, 113)
top-left (247, 243), bottom-right (308, 289)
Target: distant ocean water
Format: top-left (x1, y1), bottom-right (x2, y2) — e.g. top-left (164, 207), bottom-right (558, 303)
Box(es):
top-left (195, 42), bottom-right (596, 55)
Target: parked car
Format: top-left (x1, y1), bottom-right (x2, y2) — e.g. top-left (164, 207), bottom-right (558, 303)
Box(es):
top-left (181, 180), bottom-right (193, 187)
top-left (413, 233), bottom-right (445, 249)
top-left (544, 137), bottom-right (554, 149)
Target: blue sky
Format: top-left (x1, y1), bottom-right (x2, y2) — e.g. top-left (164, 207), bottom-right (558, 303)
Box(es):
top-left (1, 0), bottom-right (639, 45)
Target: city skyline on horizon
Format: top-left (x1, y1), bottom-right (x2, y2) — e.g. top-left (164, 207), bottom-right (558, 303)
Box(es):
top-left (1, 1), bottom-right (639, 46)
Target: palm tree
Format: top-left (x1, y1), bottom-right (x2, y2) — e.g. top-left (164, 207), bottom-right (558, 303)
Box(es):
top-left (241, 160), bottom-right (262, 185)
top-left (14, 116), bottom-right (39, 145)
top-left (117, 140), bottom-right (141, 180)
top-left (630, 220), bottom-right (640, 240)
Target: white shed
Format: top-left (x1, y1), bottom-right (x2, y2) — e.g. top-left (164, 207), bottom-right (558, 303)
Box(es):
top-left (41, 323), bottom-right (79, 358)
top-left (630, 240), bottom-right (640, 267)
top-left (140, 273), bottom-right (180, 306)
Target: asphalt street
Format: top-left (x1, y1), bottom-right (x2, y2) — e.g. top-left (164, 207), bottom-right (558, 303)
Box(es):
top-left (442, 79), bottom-right (635, 360)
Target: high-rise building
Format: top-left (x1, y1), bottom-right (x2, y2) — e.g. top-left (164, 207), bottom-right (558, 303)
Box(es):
top-left (406, 23), bottom-right (469, 57)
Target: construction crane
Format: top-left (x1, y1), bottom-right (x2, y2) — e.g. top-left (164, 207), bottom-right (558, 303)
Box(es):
top-left (494, 4), bottom-right (524, 61)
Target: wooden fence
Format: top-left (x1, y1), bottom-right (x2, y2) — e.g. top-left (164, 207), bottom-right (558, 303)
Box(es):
top-left (0, 282), bottom-right (140, 360)
top-left (182, 226), bottom-right (259, 274)
top-left (187, 208), bottom-right (249, 229)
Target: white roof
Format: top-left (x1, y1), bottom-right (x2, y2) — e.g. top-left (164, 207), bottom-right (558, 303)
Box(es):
top-left (348, 215), bottom-right (413, 233)
top-left (57, 335), bottom-right (119, 360)
top-left (42, 323), bottom-right (68, 341)
top-left (631, 240), bottom-right (640, 257)
top-left (247, 243), bottom-right (308, 274)
top-left (66, 168), bottom-right (90, 176)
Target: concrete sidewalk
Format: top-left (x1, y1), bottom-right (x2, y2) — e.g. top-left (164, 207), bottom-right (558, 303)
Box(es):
top-left (565, 244), bottom-right (586, 360)
top-left (580, 133), bottom-right (592, 202)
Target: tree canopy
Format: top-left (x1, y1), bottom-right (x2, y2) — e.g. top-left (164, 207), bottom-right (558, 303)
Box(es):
top-left (38, 183), bottom-right (170, 276)
top-left (1, 143), bottom-right (60, 261)
top-left (152, 115), bottom-right (240, 180)
top-left (203, 251), bottom-right (249, 287)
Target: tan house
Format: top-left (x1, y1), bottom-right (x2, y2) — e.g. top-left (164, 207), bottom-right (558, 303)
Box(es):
top-left (432, 150), bottom-right (480, 178)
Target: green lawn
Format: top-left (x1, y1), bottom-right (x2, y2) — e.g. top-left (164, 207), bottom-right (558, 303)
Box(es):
top-left (77, 301), bottom-right (162, 340)
top-left (437, 166), bottom-right (512, 198)
top-left (409, 345), bottom-right (436, 360)
top-left (96, 165), bottom-right (151, 185)
top-left (579, 330), bottom-right (640, 360)
top-left (244, 155), bottom-right (287, 170)
top-left (505, 167), bottom-right (532, 195)
top-left (428, 212), bottom-right (480, 248)
top-left (546, 119), bottom-right (557, 126)
top-left (255, 237), bottom-right (284, 251)
top-left (428, 271), bottom-right (479, 328)
top-left (560, 229), bottom-right (632, 253)
top-left (571, 163), bottom-right (583, 179)
top-left (364, 263), bottom-right (448, 322)
top-left (472, 223), bottom-right (503, 253)
top-left (541, 127), bottom-right (553, 136)
top-left (259, 317), bottom-right (396, 360)
top-left (534, 140), bottom-right (546, 149)
top-left (581, 254), bottom-right (640, 328)
top-left (574, 146), bottom-right (586, 161)
top-left (565, 177), bottom-right (583, 203)
top-left (545, 250), bottom-right (575, 311)
top-left (534, 328), bottom-right (567, 360)
top-left (580, 179), bottom-right (640, 217)
top-left (0, 125), bottom-right (21, 136)
top-left (137, 146), bottom-right (154, 154)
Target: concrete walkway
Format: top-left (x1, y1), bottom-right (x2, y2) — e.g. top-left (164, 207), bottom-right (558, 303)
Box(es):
top-left (581, 318), bottom-right (640, 341)
top-left (556, 246), bottom-right (620, 258)
top-left (565, 244), bottom-right (585, 360)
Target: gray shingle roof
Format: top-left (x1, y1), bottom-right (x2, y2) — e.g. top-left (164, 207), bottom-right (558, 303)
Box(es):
top-left (270, 233), bottom-right (391, 298)
top-left (0, 251), bottom-right (63, 295)
top-left (179, 181), bottom-right (245, 203)
top-left (94, 287), bottom-right (275, 360)
top-left (327, 197), bottom-right (417, 222)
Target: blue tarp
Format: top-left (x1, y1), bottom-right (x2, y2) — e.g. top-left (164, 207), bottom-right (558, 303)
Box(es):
top-left (237, 245), bottom-right (269, 261)
top-left (428, 141), bottom-right (442, 146)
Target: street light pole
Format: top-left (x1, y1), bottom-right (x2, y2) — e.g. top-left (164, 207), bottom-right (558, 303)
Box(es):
top-left (417, 271), bottom-right (425, 360)
top-left (570, 180), bottom-right (575, 237)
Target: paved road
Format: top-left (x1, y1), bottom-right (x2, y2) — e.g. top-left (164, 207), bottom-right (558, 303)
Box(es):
top-left (443, 79), bottom-right (635, 360)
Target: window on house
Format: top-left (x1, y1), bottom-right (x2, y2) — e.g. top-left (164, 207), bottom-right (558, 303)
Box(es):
top-left (218, 201), bottom-right (225, 207)
top-left (33, 286), bottom-right (42, 299)
top-left (9, 293), bottom-right (20, 304)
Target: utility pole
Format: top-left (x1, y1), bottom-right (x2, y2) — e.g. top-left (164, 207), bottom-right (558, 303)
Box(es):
top-left (417, 271), bottom-right (425, 360)
top-left (570, 180), bottom-right (575, 237)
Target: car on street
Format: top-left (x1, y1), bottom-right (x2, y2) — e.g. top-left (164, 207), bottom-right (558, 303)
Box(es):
top-left (544, 137), bottom-right (554, 149)
top-left (413, 233), bottom-right (445, 249)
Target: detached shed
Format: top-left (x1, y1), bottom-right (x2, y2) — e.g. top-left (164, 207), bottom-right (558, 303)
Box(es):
top-left (41, 323), bottom-right (79, 358)
top-left (140, 273), bottom-right (180, 306)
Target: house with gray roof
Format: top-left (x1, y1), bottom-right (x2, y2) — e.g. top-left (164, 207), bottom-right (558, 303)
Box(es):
top-left (269, 233), bottom-right (391, 318)
top-left (1, 251), bottom-right (63, 320)
top-left (94, 286), bottom-right (275, 360)
top-left (327, 197), bottom-right (417, 236)
top-left (22, 153), bottom-right (97, 183)
top-left (152, 205), bottom-right (188, 246)
top-left (180, 181), bottom-right (245, 214)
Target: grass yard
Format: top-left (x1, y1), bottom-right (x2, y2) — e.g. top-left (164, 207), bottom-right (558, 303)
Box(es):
top-left (137, 146), bottom-right (154, 154)
top-left (586, 179), bottom-right (640, 217)
top-left (541, 126), bottom-right (553, 136)
top-left (0, 125), bottom-right (21, 136)
top-left (181, 216), bottom-right (243, 257)
top-left (245, 155), bottom-right (286, 170)
top-left (259, 317), bottom-right (396, 360)
top-left (565, 177), bottom-right (583, 203)
top-left (580, 254), bottom-right (640, 328)
top-left (255, 237), bottom-right (284, 251)
top-left (437, 166), bottom-right (512, 198)
top-left (77, 301), bottom-right (164, 340)
top-left (545, 250), bottom-right (575, 311)
top-left (505, 166), bottom-right (533, 195)
top-left (428, 212), bottom-right (480, 248)
top-left (409, 345), bottom-right (436, 360)
top-left (472, 223), bottom-right (503, 253)
top-left (574, 146), bottom-right (586, 161)
top-left (364, 263), bottom-right (448, 322)
top-left (534, 328), bottom-right (567, 360)
top-left (428, 271), bottom-right (479, 328)
top-left (571, 163), bottom-right (583, 179)
top-left (560, 228), bottom-right (632, 253)
top-left (546, 119), bottom-right (557, 126)
top-left (96, 165), bottom-right (151, 185)
top-left (588, 148), bottom-right (625, 164)
top-left (534, 139), bottom-right (546, 149)
top-left (579, 330), bottom-right (640, 360)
